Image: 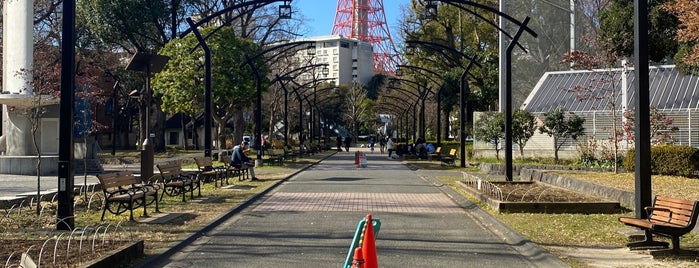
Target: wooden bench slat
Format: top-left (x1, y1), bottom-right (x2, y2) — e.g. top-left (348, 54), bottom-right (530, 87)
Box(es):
top-left (97, 171), bottom-right (159, 221)
top-left (618, 195), bottom-right (699, 252)
top-left (156, 161), bottom-right (200, 202)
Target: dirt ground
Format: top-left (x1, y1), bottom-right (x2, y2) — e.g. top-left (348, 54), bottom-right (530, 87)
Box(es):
top-left (1, 239), bottom-right (127, 267)
top-left (548, 245), bottom-right (699, 268)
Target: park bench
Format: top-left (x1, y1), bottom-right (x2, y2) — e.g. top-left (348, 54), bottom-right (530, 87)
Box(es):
top-left (265, 149), bottom-right (285, 166)
top-left (284, 145), bottom-right (298, 161)
top-left (97, 171), bottom-right (160, 221)
top-left (219, 154), bottom-right (249, 181)
top-left (440, 149), bottom-right (457, 167)
top-left (194, 157), bottom-right (228, 187)
top-left (618, 195), bottom-right (699, 252)
top-left (155, 161), bottom-right (200, 202)
top-left (429, 147), bottom-right (442, 160)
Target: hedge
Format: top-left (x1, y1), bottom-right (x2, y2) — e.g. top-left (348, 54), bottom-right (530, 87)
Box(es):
top-left (624, 145), bottom-right (699, 177)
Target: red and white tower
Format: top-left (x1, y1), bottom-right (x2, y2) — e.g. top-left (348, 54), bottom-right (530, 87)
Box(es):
top-left (331, 0), bottom-right (401, 74)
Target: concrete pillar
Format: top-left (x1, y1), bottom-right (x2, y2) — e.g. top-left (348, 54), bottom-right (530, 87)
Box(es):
top-left (2, 0), bottom-right (34, 156)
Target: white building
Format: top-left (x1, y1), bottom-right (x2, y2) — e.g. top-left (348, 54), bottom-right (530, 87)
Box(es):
top-left (296, 35), bottom-right (374, 86)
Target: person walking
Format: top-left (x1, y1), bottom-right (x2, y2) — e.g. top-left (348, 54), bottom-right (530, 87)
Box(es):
top-left (386, 137), bottom-right (395, 159)
top-left (379, 136), bottom-right (386, 154)
top-left (336, 135), bottom-right (343, 152)
top-left (369, 136), bottom-right (375, 153)
top-left (344, 135), bottom-right (352, 152)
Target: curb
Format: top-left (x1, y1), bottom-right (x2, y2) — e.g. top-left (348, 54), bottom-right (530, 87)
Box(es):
top-left (420, 174), bottom-right (570, 268)
top-left (132, 152), bottom-right (335, 268)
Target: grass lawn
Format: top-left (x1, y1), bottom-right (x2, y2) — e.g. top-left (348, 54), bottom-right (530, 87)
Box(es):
top-left (432, 166), bottom-right (699, 267)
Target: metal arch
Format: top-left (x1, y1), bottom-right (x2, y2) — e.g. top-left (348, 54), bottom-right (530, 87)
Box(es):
top-left (425, 0), bottom-right (538, 52)
top-left (384, 86), bottom-right (420, 101)
top-left (378, 99), bottom-right (415, 120)
top-left (271, 63), bottom-right (329, 85)
top-left (180, 0), bottom-right (285, 38)
top-left (376, 104), bottom-right (409, 119)
top-left (389, 77), bottom-right (433, 96)
top-left (404, 40), bottom-right (481, 79)
top-left (397, 64), bottom-right (443, 86)
top-left (241, 41), bottom-right (316, 69)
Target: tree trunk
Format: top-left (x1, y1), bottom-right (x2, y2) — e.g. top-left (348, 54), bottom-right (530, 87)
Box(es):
top-left (553, 137), bottom-right (560, 163)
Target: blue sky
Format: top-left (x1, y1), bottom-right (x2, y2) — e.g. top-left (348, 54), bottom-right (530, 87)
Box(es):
top-left (294, 0), bottom-right (410, 38)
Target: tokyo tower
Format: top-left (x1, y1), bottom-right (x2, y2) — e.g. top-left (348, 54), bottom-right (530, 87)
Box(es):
top-left (331, 0), bottom-right (401, 74)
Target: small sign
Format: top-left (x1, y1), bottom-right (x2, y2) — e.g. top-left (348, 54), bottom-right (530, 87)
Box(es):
top-left (59, 177), bottom-right (66, 191)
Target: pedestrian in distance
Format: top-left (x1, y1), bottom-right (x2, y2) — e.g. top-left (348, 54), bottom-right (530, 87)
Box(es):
top-left (344, 135), bottom-right (352, 152)
top-left (379, 136), bottom-right (386, 154)
top-left (231, 141), bottom-right (259, 181)
top-left (336, 135), bottom-right (343, 152)
top-left (369, 136), bottom-right (375, 153)
top-left (386, 137), bottom-right (395, 159)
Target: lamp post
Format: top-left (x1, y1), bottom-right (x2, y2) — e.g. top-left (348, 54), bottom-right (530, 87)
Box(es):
top-left (389, 77), bottom-right (431, 141)
top-left (182, 0), bottom-right (292, 158)
top-left (126, 53), bottom-right (169, 184)
top-left (418, 0), bottom-right (536, 178)
top-left (383, 87), bottom-right (420, 141)
top-left (288, 77), bottom-right (334, 146)
top-left (58, 0), bottom-right (76, 230)
top-left (405, 40), bottom-right (480, 167)
top-left (271, 64), bottom-right (329, 147)
top-left (242, 41), bottom-right (317, 163)
top-left (396, 64), bottom-right (445, 144)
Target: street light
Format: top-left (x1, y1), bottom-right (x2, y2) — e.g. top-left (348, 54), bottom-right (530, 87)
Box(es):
top-left (389, 77), bottom-right (432, 140)
top-left (424, 1), bottom-right (438, 20)
top-left (242, 41), bottom-right (317, 164)
top-left (182, 0), bottom-right (292, 159)
top-left (396, 64), bottom-right (444, 145)
top-left (279, 0), bottom-right (292, 19)
top-left (272, 63), bottom-right (329, 147)
top-left (413, 1), bottom-right (536, 180)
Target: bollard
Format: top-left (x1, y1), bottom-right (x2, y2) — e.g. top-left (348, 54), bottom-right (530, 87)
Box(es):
top-left (352, 247), bottom-right (364, 268)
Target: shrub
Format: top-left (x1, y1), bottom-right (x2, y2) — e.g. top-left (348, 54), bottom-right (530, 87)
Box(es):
top-left (624, 145), bottom-right (699, 177)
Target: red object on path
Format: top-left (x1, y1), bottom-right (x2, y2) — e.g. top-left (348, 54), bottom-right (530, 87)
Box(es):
top-left (362, 214), bottom-right (378, 268)
top-left (352, 247), bottom-right (365, 268)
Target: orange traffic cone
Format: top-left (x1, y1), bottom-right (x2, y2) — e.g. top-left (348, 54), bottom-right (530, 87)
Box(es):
top-left (352, 247), bottom-right (364, 268)
top-left (362, 214), bottom-right (378, 268)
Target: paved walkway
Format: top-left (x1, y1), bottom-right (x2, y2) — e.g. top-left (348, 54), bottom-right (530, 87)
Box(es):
top-left (148, 150), bottom-right (567, 268)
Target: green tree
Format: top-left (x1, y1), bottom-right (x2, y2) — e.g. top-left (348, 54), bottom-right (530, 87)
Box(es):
top-left (539, 108), bottom-right (586, 163)
top-left (598, 0), bottom-right (679, 63)
top-left (512, 109), bottom-right (537, 158)
top-left (152, 26), bottom-right (267, 150)
top-left (400, 1), bottom-right (499, 134)
top-left (473, 112), bottom-right (505, 160)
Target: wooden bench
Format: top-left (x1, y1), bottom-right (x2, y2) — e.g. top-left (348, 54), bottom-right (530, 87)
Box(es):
top-left (97, 171), bottom-right (160, 221)
top-left (219, 155), bottom-right (249, 181)
top-left (440, 149), bottom-right (457, 167)
top-left (429, 147), bottom-right (442, 160)
top-left (284, 145), bottom-right (298, 161)
top-left (155, 161), bottom-right (200, 202)
top-left (618, 195), bottom-right (699, 252)
top-left (194, 157), bottom-right (228, 187)
top-left (265, 149), bottom-right (285, 166)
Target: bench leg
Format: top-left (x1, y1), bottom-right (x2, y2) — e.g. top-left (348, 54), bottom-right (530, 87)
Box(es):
top-left (100, 204), bottom-right (108, 221)
top-left (141, 195), bottom-right (148, 217)
top-left (154, 192), bottom-right (161, 213)
top-left (627, 230), bottom-right (669, 250)
top-left (128, 200), bottom-right (135, 221)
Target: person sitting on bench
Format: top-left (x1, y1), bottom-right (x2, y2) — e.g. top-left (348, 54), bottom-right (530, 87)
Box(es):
top-left (231, 141), bottom-right (259, 181)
